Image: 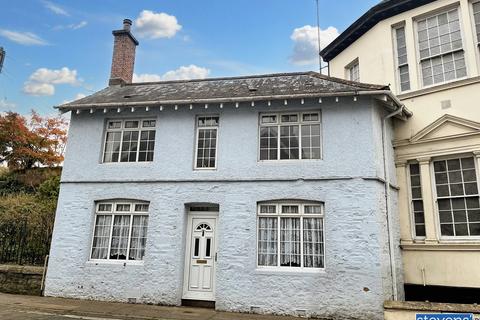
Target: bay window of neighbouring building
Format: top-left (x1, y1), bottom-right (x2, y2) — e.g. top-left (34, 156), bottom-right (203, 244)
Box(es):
top-left (194, 116), bottom-right (219, 169)
top-left (257, 201), bottom-right (325, 269)
top-left (259, 112), bottom-right (321, 161)
top-left (91, 200), bottom-right (149, 261)
top-left (394, 25), bottom-right (411, 92)
top-left (416, 7), bottom-right (467, 87)
top-left (433, 156), bottom-right (480, 237)
top-left (103, 119), bottom-right (156, 163)
top-left (409, 163), bottom-right (426, 237)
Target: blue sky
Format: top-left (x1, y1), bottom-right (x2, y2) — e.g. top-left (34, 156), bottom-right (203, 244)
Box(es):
top-left (0, 0), bottom-right (378, 115)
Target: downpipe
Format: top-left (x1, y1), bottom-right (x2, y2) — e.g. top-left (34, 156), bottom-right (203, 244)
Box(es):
top-left (382, 105), bottom-right (405, 301)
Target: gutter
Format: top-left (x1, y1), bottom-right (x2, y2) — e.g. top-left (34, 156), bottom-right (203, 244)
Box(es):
top-left (57, 90), bottom-right (411, 118)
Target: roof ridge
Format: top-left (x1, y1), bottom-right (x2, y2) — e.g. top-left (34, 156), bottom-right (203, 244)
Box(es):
top-left (125, 71), bottom-right (315, 86)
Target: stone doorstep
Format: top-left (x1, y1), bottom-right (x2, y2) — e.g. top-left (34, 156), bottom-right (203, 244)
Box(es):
top-left (384, 300), bottom-right (480, 314)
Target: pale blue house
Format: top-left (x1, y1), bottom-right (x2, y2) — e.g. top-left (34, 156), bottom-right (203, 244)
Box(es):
top-left (45, 19), bottom-right (410, 320)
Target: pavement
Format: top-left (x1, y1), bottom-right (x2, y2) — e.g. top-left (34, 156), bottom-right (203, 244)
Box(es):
top-left (0, 293), bottom-right (301, 320)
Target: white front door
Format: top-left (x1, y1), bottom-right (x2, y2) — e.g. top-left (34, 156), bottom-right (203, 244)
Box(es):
top-left (183, 215), bottom-right (217, 301)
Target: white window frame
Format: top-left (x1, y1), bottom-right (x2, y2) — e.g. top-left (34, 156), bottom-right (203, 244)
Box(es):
top-left (89, 200), bottom-right (150, 263)
top-left (414, 5), bottom-right (468, 89)
top-left (258, 111), bottom-right (322, 162)
top-left (430, 154), bottom-right (480, 241)
top-left (102, 118), bottom-right (156, 164)
top-left (345, 58), bottom-right (360, 82)
top-left (469, 0), bottom-right (480, 72)
top-left (393, 23), bottom-right (411, 92)
top-left (406, 162), bottom-right (426, 240)
top-left (470, 0), bottom-right (480, 45)
top-left (194, 115), bottom-right (220, 170)
top-left (256, 201), bottom-right (325, 271)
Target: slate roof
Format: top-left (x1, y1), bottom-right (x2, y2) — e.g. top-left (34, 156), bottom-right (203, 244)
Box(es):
top-left (57, 71), bottom-right (389, 111)
top-left (320, 0), bottom-right (437, 62)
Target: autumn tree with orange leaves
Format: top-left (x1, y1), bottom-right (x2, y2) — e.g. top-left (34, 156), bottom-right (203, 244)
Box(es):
top-left (0, 111), bottom-right (68, 169)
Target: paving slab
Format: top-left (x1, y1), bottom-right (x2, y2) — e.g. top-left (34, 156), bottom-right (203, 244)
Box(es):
top-left (0, 293), bottom-right (302, 320)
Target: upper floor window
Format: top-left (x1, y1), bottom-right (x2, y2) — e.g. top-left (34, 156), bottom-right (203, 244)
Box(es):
top-left (103, 119), bottom-right (156, 163)
top-left (433, 156), bottom-right (480, 237)
top-left (91, 200), bottom-right (149, 261)
top-left (257, 201), bottom-right (325, 269)
top-left (409, 163), bottom-right (426, 237)
top-left (346, 59), bottom-right (360, 82)
top-left (417, 8), bottom-right (466, 87)
top-left (259, 112), bottom-right (321, 161)
top-left (195, 116), bottom-right (219, 169)
top-left (472, 2), bottom-right (480, 44)
top-left (394, 26), bottom-right (411, 91)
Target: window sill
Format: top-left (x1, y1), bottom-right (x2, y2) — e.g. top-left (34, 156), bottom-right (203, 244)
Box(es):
top-left (255, 267), bottom-right (326, 275)
top-left (397, 75), bottom-right (480, 100)
top-left (401, 240), bottom-right (480, 251)
top-left (258, 159), bottom-right (324, 163)
top-left (86, 260), bottom-right (145, 266)
top-left (100, 162), bottom-right (153, 166)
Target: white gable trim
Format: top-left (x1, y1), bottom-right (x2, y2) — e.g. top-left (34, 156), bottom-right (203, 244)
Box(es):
top-left (409, 114), bottom-right (480, 144)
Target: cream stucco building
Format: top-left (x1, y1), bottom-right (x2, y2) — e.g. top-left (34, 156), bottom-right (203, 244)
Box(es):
top-left (322, 0), bottom-right (480, 302)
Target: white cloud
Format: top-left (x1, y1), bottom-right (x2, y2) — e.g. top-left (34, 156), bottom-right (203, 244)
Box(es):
top-left (0, 29), bottom-right (48, 46)
top-left (0, 99), bottom-right (16, 111)
top-left (133, 73), bottom-right (163, 82)
top-left (133, 65), bottom-right (210, 83)
top-left (290, 25), bottom-right (339, 66)
top-left (29, 67), bottom-right (79, 85)
top-left (43, 0), bottom-right (69, 16)
top-left (23, 67), bottom-right (80, 96)
top-left (23, 83), bottom-right (55, 96)
top-left (71, 21), bottom-right (87, 30)
top-left (134, 10), bottom-right (182, 39)
top-left (54, 21), bottom-right (88, 31)
top-left (62, 93), bottom-right (87, 104)
top-left (74, 93), bottom-right (87, 100)
top-left (163, 65), bottom-right (210, 81)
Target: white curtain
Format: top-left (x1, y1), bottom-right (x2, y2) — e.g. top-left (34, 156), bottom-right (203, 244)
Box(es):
top-left (258, 217), bottom-right (277, 266)
top-left (129, 215), bottom-right (149, 260)
top-left (110, 215), bottom-right (131, 260)
top-left (280, 218), bottom-right (301, 267)
top-left (91, 215), bottom-right (112, 259)
top-left (303, 218), bottom-right (323, 268)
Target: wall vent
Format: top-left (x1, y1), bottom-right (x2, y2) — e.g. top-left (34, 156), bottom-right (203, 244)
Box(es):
top-left (441, 100), bottom-right (451, 109)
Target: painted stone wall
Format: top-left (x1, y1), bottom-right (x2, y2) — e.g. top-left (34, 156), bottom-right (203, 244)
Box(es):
top-left (45, 98), bottom-right (403, 319)
top-left (46, 180), bottom-right (394, 319)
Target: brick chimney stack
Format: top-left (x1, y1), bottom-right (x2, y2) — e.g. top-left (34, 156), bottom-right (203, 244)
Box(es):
top-left (109, 19), bottom-right (139, 86)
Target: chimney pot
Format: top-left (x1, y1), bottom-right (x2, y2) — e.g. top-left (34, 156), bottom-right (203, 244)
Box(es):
top-left (123, 19), bottom-right (132, 31)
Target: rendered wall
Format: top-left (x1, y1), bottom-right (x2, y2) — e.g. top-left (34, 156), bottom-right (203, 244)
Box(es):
top-left (45, 98), bottom-right (402, 319)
